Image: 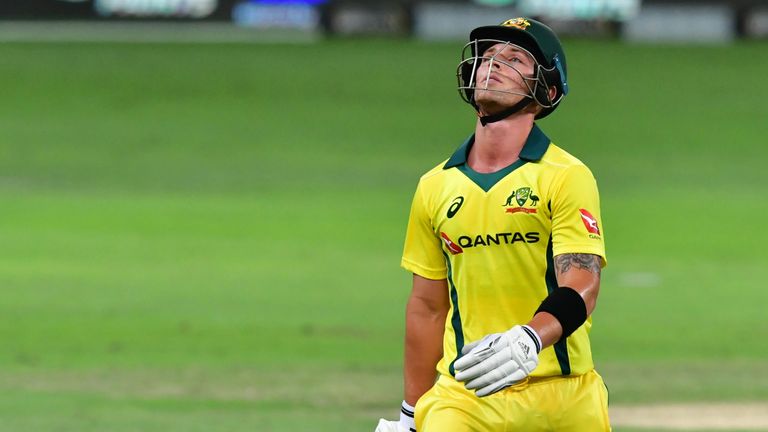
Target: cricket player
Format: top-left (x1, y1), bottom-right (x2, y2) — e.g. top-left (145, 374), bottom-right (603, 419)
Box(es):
top-left (375, 18), bottom-right (610, 431)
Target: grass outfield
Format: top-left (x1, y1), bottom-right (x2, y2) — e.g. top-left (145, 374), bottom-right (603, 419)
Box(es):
top-left (0, 39), bottom-right (766, 431)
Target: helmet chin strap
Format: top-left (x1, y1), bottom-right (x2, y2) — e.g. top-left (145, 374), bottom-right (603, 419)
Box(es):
top-left (478, 98), bottom-right (533, 126)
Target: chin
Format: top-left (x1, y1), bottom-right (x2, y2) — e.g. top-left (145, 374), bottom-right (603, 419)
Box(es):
top-left (475, 92), bottom-right (516, 110)
top-left (474, 90), bottom-right (502, 105)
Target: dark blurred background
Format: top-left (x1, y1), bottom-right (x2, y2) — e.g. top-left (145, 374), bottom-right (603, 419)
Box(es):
top-left (1, 0), bottom-right (767, 42)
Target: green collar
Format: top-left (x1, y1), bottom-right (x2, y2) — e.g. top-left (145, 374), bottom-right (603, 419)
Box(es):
top-left (443, 123), bottom-right (551, 169)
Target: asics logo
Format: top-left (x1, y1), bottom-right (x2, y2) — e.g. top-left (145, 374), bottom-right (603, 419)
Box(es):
top-left (447, 196), bottom-right (464, 218)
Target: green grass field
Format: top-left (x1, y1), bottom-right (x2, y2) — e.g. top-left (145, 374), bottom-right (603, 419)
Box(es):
top-left (0, 38), bottom-right (767, 431)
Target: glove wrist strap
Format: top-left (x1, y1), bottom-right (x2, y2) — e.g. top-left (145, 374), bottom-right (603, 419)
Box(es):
top-left (400, 400), bottom-right (416, 431)
top-left (521, 325), bottom-right (543, 353)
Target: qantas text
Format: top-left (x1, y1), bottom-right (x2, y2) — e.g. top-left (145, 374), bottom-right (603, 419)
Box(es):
top-left (455, 232), bottom-right (540, 248)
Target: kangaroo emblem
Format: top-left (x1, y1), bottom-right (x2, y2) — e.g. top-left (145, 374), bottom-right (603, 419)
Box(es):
top-left (504, 187), bottom-right (536, 207)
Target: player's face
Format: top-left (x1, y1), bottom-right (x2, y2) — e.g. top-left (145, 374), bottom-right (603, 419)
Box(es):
top-left (473, 43), bottom-right (537, 112)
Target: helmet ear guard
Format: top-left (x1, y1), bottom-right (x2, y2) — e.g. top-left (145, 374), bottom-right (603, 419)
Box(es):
top-left (552, 53), bottom-right (568, 96)
top-left (533, 61), bottom-right (567, 109)
top-left (533, 76), bottom-right (553, 110)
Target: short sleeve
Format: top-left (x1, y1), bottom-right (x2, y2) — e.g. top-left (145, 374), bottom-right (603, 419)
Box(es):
top-left (401, 180), bottom-right (448, 280)
top-left (550, 165), bottom-right (607, 266)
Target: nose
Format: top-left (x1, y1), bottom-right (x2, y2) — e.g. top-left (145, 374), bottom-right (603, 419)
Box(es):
top-left (480, 56), bottom-right (501, 73)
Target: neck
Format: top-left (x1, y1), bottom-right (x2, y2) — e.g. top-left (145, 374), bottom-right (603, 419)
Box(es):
top-left (468, 112), bottom-right (535, 173)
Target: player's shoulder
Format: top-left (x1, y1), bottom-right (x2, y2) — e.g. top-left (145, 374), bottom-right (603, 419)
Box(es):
top-left (540, 143), bottom-right (597, 178)
top-left (540, 143), bottom-right (589, 169)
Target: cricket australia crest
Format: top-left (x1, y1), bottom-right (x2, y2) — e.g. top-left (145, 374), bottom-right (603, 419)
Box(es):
top-left (504, 187), bottom-right (539, 214)
top-left (515, 187), bottom-right (531, 206)
top-left (502, 18), bottom-right (531, 31)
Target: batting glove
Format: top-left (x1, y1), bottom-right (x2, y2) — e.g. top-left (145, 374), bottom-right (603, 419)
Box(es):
top-left (375, 401), bottom-right (416, 432)
top-left (454, 325), bottom-right (541, 397)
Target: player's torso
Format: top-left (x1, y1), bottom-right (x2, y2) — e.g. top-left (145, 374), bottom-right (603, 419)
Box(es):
top-left (428, 162), bottom-right (555, 338)
top-left (420, 147), bottom-right (596, 379)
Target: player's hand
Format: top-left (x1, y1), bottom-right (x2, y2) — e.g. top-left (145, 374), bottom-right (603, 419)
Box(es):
top-left (454, 325), bottom-right (540, 397)
top-left (375, 401), bottom-right (416, 432)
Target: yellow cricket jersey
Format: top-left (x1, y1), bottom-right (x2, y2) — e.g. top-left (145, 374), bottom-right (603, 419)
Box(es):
top-left (401, 124), bottom-right (606, 379)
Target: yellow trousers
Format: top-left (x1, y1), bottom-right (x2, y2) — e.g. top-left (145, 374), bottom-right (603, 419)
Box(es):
top-left (415, 370), bottom-right (610, 431)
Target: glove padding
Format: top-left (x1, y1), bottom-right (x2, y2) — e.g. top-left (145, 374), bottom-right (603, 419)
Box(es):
top-left (374, 419), bottom-right (410, 432)
top-left (454, 325), bottom-right (540, 397)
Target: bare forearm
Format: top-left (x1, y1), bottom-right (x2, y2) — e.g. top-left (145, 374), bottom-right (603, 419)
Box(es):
top-left (528, 312), bottom-right (563, 348)
top-left (404, 296), bottom-right (446, 406)
top-left (528, 253), bottom-right (601, 349)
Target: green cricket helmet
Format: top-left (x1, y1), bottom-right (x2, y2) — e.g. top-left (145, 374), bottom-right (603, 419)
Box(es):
top-left (457, 17), bottom-right (569, 121)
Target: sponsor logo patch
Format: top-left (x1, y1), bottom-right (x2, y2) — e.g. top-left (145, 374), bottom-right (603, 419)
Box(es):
top-left (518, 340), bottom-right (530, 356)
top-left (447, 196), bottom-right (464, 219)
top-left (579, 209), bottom-right (601, 235)
top-left (449, 232), bottom-right (540, 249)
top-left (440, 232), bottom-right (464, 255)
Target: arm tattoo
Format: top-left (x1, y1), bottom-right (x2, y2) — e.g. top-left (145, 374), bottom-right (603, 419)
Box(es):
top-left (554, 253), bottom-right (601, 276)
